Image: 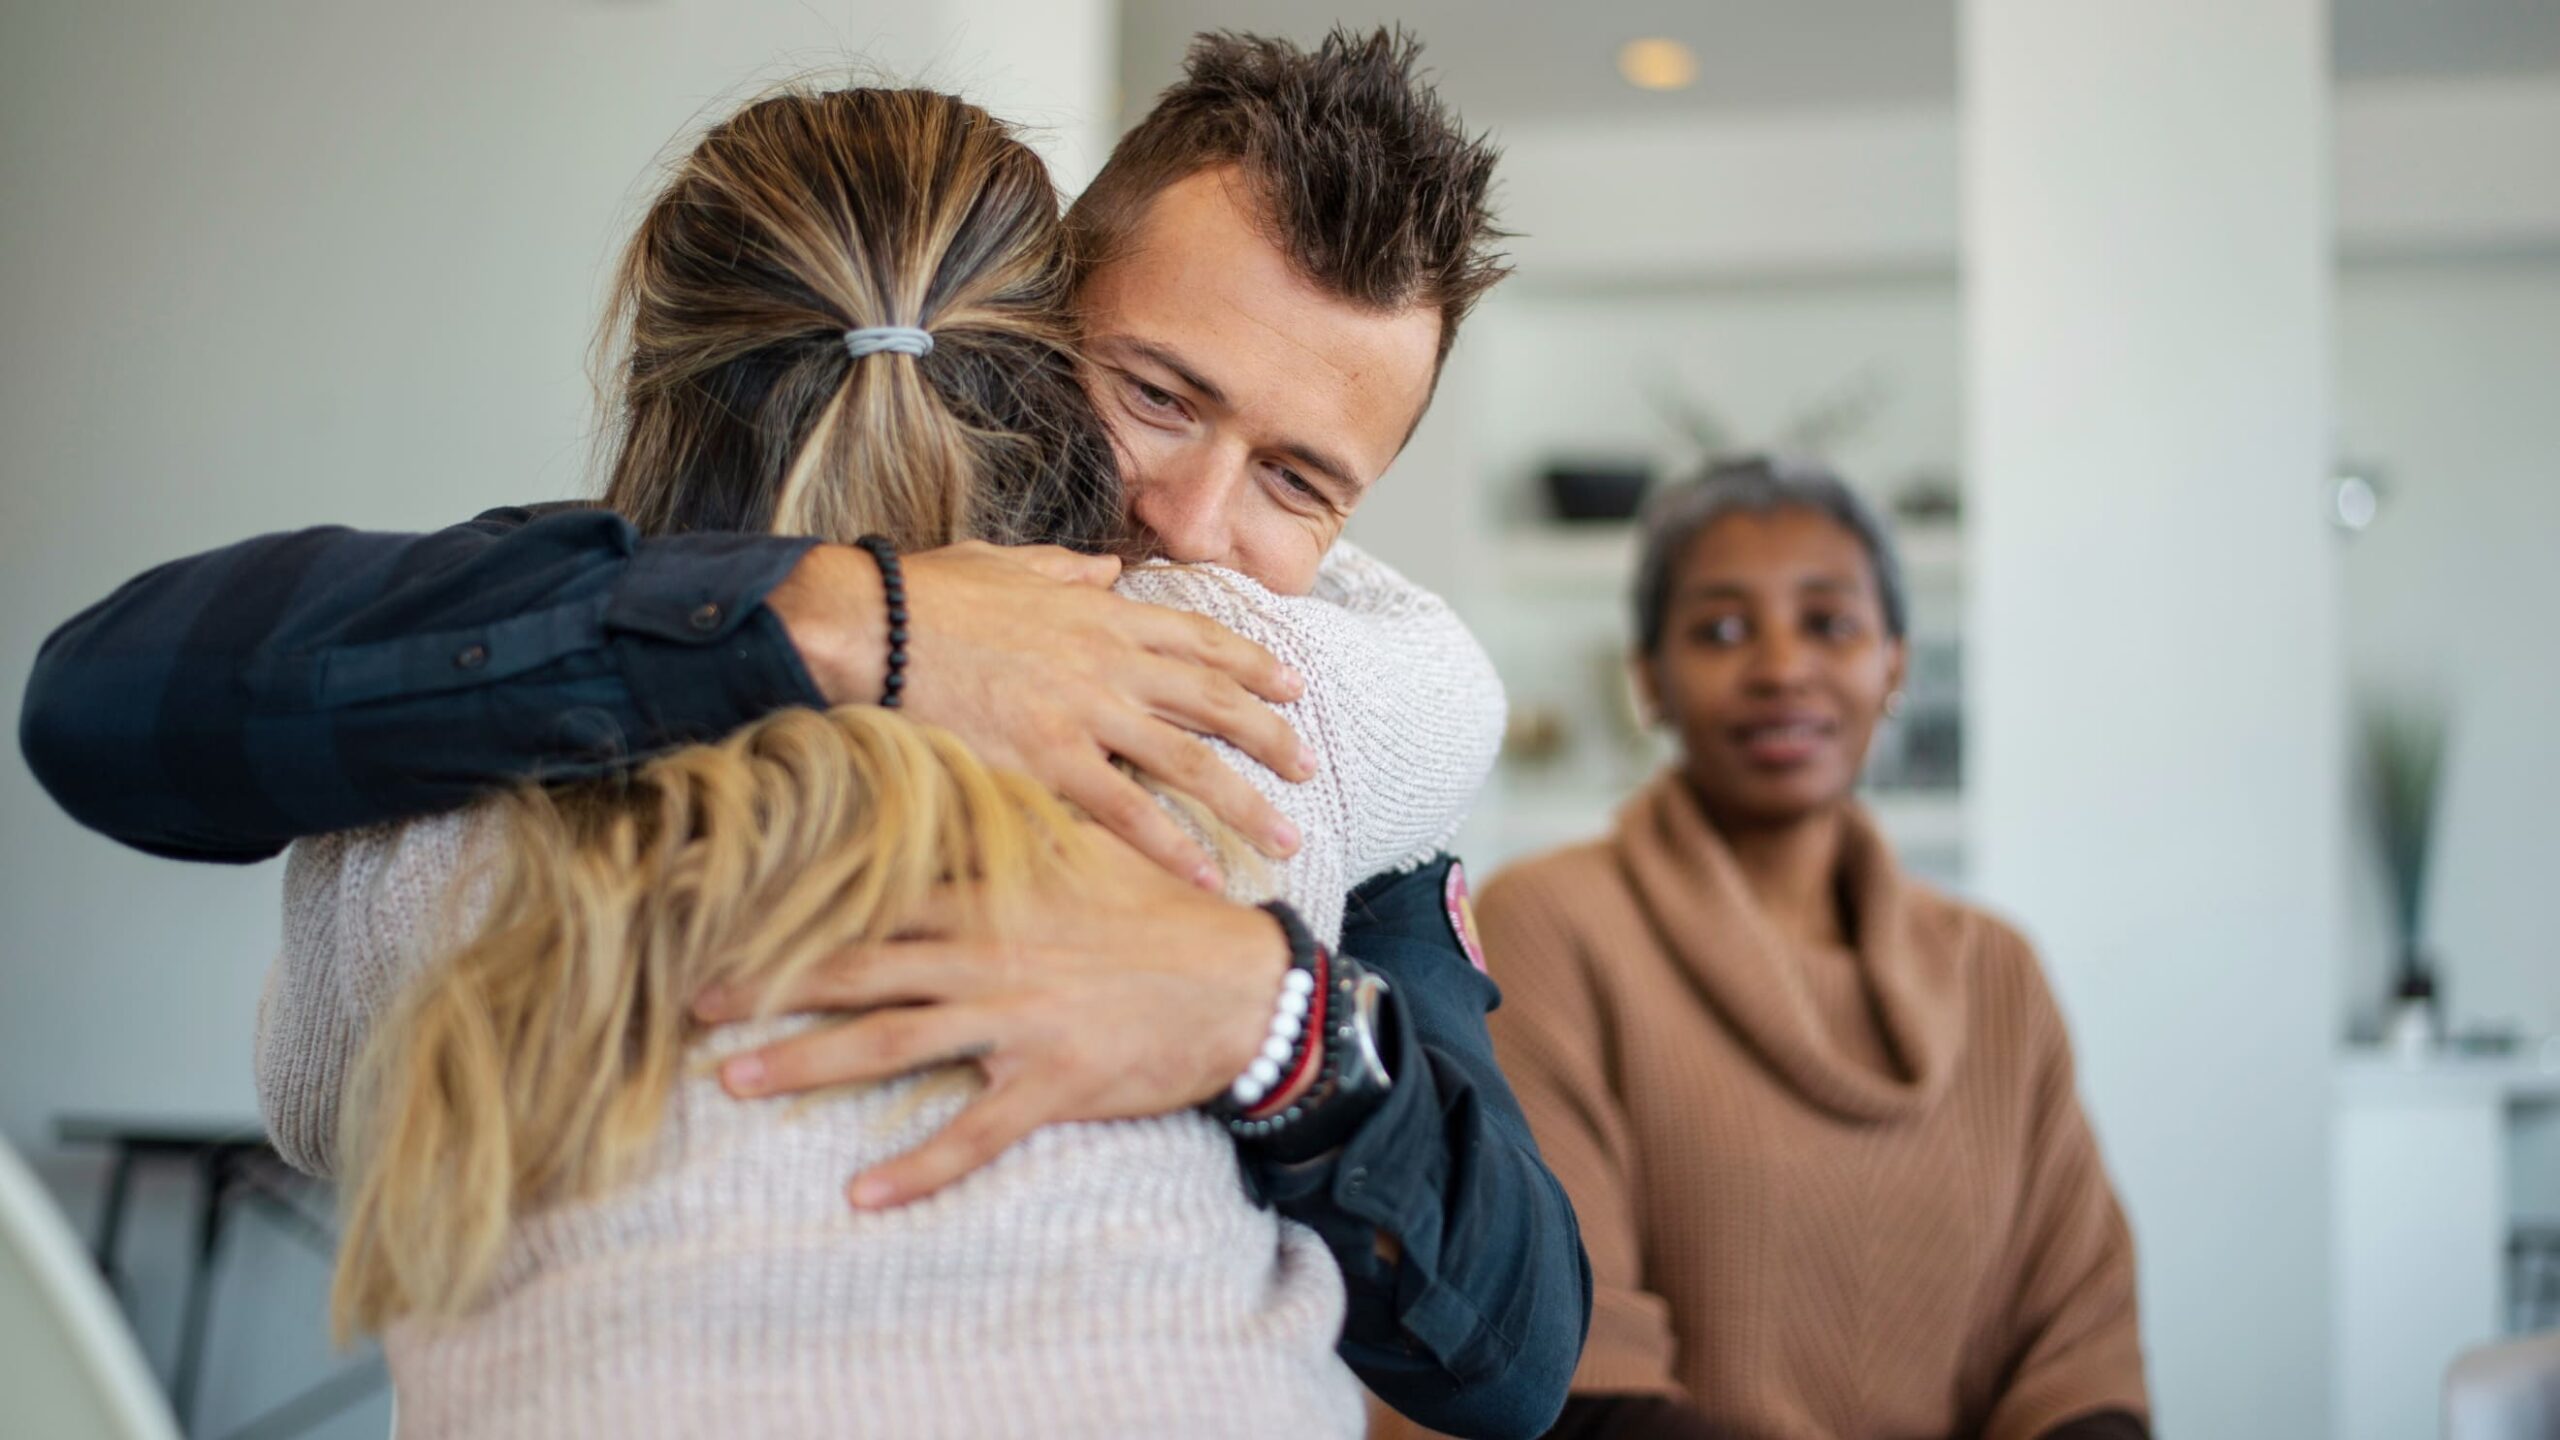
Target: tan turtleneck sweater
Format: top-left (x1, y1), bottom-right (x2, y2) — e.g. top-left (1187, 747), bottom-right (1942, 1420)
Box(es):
top-left (1471, 772), bottom-right (2148, 1440)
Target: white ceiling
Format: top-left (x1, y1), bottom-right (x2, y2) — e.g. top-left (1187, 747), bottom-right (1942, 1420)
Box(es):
top-left (1118, 0), bottom-right (2560, 128)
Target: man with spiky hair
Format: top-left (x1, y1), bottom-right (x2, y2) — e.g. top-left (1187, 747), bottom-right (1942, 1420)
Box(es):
top-left (25, 29), bottom-right (1587, 1435)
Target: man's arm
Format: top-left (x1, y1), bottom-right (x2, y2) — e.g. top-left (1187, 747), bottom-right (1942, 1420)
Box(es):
top-left (721, 847), bottom-right (1595, 1437)
top-left (1252, 857), bottom-right (1592, 1440)
top-left (20, 507), bottom-right (1307, 875)
top-left (20, 505), bottom-right (812, 862)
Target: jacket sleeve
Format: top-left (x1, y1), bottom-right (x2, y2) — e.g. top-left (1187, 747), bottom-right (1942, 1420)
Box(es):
top-left (1474, 863), bottom-right (1690, 1400)
top-left (19, 505), bottom-right (819, 863)
top-left (1249, 856), bottom-right (1593, 1440)
top-left (1977, 929), bottom-right (2151, 1440)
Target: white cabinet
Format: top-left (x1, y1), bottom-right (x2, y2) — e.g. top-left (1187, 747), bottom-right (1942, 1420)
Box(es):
top-left (2333, 1052), bottom-right (2560, 1440)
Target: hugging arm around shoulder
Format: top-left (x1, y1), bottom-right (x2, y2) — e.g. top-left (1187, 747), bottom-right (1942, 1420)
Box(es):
top-left (17, 504), bottom-right (818, 862)
top-left (269, 543), bottom-right (1590, 1436)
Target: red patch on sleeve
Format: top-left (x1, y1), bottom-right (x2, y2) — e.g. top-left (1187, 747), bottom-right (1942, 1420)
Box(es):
top-left (1444, 862), bottom-right (1488, 973)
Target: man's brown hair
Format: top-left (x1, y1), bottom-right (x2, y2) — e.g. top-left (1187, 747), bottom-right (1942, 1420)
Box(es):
top-left (1068, 26), bottom-right (1508, 365)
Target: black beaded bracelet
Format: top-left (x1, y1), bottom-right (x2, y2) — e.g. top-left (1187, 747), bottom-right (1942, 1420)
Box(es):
top-left (852, 534), bottom-right (908, 710)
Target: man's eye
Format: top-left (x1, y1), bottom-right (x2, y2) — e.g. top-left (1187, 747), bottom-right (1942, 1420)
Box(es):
top-left (1129, 378), bottom-right (1180, 412)
top-left (1690, 617), bottom-right (1747, 646)
top-left (1256, 461), bottom-right (1329, 510)
top-left (1811, 612), bottom-right (1862, 640)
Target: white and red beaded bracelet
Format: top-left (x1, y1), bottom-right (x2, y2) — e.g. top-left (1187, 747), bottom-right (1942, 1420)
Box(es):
top-left (1211, 902), bottom-right (1325, 1118)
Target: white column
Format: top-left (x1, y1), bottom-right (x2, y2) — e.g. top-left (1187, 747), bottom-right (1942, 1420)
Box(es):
top-left (1963, 2), bottom-right (2341, 1434)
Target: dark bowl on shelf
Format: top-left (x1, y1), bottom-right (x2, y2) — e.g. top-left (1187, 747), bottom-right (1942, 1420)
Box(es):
top-left (1541, 464), bottom-right (1652, 524)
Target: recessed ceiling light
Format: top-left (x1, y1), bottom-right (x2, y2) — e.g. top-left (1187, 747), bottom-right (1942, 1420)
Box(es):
top-left (1617, 37), bottom-right (1698, 92)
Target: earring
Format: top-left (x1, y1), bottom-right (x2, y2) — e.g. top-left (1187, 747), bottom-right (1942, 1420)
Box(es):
top-left (1883, 691), bottom-right (1906, 720)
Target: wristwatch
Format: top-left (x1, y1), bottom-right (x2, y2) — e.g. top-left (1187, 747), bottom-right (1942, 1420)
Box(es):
top-left (1231, 951), bottom-right (1396, 1164)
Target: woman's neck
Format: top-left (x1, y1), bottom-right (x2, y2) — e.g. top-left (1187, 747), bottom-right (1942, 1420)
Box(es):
top-left (1697, 787), bottom-right (1851, 950)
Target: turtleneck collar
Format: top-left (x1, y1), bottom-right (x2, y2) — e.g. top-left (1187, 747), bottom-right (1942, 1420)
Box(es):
top-left (1609, 769), bottom-right (1967, 1123)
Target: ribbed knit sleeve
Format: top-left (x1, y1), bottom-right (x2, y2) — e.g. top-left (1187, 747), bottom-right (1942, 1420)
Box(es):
top-left (1973, 927), bottom-right (2150, 1440)
top-left (261, 812), bottom-right (477, 1176)
top-left (1114, 545), bottom-right (1504, 941)
top-left (1306, 541), bottom-right (1506, 874)
top-left (1474, 853), bottom-right (1686, 1399)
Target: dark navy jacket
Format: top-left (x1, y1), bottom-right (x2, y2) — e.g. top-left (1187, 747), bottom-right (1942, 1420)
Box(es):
top-left (20, 505), bottom-right (1591, 1439)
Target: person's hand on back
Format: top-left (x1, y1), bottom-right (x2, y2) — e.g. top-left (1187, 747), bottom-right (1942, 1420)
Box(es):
top-left (692, 822), bottom-right (1294, 1208)
top-left (768, 540), bottom-right (1313, 886)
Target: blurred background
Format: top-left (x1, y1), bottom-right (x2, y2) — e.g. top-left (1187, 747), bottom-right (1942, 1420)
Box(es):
top-left (2, 1), bottom-right (2554, 1436)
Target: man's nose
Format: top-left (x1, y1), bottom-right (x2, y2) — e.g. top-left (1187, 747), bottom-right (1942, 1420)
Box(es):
top-left (1135, 459), bottom-right (1241, 565)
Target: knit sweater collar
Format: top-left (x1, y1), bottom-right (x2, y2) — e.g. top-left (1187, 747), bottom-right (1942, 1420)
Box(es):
top-left (1610, 769), bottom-right (1967, 1123)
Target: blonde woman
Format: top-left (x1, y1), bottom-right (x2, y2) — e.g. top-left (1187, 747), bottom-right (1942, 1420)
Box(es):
top-left (251, 83), bottom-right (1505, 1438)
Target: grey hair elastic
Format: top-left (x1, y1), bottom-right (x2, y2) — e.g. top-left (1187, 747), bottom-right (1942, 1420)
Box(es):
top-left (844, 326), bottom-right (933, 359)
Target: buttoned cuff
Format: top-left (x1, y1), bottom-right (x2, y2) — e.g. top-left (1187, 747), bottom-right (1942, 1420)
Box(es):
top-left (605, 532), bottom-right (825, 748)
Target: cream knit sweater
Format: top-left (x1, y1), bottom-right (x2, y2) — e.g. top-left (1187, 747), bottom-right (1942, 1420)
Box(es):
top-left (257, 542), bottom-right (1503, 1440)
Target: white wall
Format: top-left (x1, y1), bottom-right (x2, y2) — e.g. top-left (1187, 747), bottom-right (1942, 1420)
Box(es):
top-left (2336, 256), bottom-right (2560, 1041)
top-left (1965, 6), bottom-right (2339, 1437)
top-left (1491, 103), bottom-right (1961, 283)
top-left (1490, 71), bottom-right (2560, 284)
top-left (0, 3), bottom-right (1111, 1434)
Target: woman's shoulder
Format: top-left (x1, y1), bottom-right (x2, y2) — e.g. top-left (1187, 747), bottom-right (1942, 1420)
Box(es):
top-left (1473, 841), bottom-right (1655, 1016)
top-left (1111, 546), bottom-right (1489, 687)
top-left (286, 809), bottom-right (484, 922)
top-left (1114, 552), bottom-right (1506, 879)
top-left (1308, 539), bottom-right (1450, 619)
top-left (1898, 880), bottom-right (2071, 1033)
top-left (283, 809), bottom-right (497, 988)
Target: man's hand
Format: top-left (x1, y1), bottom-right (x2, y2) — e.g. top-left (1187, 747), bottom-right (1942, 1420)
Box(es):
top-left (694, 826), bottom-right (1289, 1208)
top-left (768, 540), bottom-right (1311, 886)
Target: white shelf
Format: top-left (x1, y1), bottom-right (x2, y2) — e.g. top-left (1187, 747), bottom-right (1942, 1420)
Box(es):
top-left (2335, 1046), bottom-right (2560, 1106)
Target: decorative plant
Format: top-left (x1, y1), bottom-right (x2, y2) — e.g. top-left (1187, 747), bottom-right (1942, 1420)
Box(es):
top-left (2361, 698), bottom-right (2449, 989)
top-left (1645, 364), bottom-right (1890, 466)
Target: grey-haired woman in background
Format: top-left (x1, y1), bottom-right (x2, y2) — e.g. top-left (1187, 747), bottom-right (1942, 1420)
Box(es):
top-left (1479, 457), bottom-right (2149, 1440)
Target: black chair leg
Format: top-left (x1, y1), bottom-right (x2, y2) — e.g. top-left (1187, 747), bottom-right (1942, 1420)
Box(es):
top-left (170, 1147), bottom-right (234, 1431)
top-left (91, 1145), bottom-right (138, 1289)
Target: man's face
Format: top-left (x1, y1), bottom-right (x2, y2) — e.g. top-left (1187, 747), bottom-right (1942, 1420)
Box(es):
top-left (1075, 166), bottom-right (1443, 595)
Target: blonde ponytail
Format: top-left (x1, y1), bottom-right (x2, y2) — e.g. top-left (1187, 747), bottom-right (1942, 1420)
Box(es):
top-left (596, 83), bottom-right (1125, 556)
